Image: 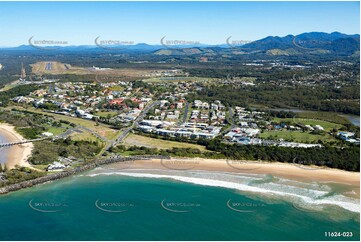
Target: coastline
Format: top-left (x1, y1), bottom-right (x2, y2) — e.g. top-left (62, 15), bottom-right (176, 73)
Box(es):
top-left (0, 123), bottom-right (33, 169)
top-left (106, 157), bottom-right (360, 196)
top-left (0, 154), bottom-right (359, 204)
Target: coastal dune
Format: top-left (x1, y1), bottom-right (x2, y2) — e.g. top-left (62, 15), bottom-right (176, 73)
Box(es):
top-left (0, 123), bottom-right (33, 169)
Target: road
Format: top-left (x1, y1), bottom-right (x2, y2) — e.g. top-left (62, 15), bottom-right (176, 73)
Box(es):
top-left (221, 106), bottom-right (236, 135)
top-left (105, 100), bottom-right (160, 150)
top-left (178, 101), bottom-right (189, 125)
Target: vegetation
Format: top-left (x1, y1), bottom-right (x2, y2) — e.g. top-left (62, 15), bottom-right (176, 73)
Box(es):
top-left (124, 133), bottom-right (207, 151)
top-left (0, 84), bottom-right (39, 106)
top-left (259, 130), bottom-right (336, 144)
top-left (29, 138), bottom-right (103, 165)
top-left (296, 111), bottom-right (351, 125)
top-left (0, 166), bottom-right (45, 188)
top-left (111, 137), bottom-right (360, 172)
top-left (187, 84), bottom-right (360, 115)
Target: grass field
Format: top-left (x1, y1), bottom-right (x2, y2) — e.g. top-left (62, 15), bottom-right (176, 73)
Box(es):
top-left (71, 131), bottom-right (100, 143)
top-left (46, 126), bottom-right (69, 136)
top-left (272, 118), bottom-right (343, 131)
top-left (95, 111), bottom-right (119, 118)
top-left (259, 130), bottom-right (337, 143)
top-left (123, 133), bottom-right (207, 151)
top-left (296, 111), bottom-right (351, 125)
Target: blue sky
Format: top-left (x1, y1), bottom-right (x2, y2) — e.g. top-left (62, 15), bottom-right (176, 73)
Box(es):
top-left (0, 1), bottom-right (359, 46)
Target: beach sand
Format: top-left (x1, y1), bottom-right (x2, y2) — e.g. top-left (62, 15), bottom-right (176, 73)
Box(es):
top-left (107, 157), bottom-right (360, 196)
top-left (0, 123), bottom-right (33, 169)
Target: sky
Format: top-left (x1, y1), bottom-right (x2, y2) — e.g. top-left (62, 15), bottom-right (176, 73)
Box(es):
top-left (0, 1), bottom-right (359, 46)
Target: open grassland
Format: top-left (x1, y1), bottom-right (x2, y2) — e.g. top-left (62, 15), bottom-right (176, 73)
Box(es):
top-left (71, 131), bottom-right (101, 143)
top-left (44, 125), bottom-right (70, 136)
top-left (272, 117), bottom-right (343, 131)
top-left (296, 111), bottom-right (351, 125)
top-left (259, 130), bottom-right (337, 143)
top-left (123, 133), bottom-right (207, 151)
top-left (95, 111), bottom-right (119, 118)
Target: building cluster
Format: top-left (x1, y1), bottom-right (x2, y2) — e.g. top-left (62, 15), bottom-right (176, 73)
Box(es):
top-left (11, 81), bottom-right (153, 124)
top-left (138, 120), bottom-right (222, 139)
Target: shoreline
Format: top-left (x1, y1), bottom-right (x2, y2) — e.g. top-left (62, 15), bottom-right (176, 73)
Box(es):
top-left (0, 155), bottom-right (359, 199)
top-left (106, 158), bottom-right (360, 196)
top-left (0, 123), bottom-right (33, 169)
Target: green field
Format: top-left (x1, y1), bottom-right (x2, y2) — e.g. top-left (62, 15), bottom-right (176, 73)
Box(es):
top-left (95, 111), bottom-right (119, 118)
top-left (296, 111), bottom-right (351, 125)
top-left (259, 130), bottom-right (337, 143)
top-left (123, 133), bottom-right (206, 151)
top-left (272, 117), bottom-right (343, 131)
top-left (71, 131), bottom-right (101, 143)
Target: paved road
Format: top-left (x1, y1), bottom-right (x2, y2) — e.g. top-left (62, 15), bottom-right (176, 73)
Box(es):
top-left (221, 106), bottom-right (236, 135)
top-left (178, 101), bottom-right (189, 125)
top-left (106, 100), bottom-right (160, 150)
top-left (56, 128), bottom-right (83, 139)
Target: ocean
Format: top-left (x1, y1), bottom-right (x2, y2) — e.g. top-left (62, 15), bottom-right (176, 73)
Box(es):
top-left (0, 132), bottom-right (10, 166)
top-left (0, 167), bottom-right (359, 241)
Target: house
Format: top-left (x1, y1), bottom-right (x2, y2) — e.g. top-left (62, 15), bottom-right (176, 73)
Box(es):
top-left (314, 125), bottom-right (324, 131)
top-left (337, 131), bottom-right (355, 140)
top-left (176, 102), bottom-right (183, 109)
top-left (109, 98), bottom-right (124, 106)
top-left (41, 132), bottom-right (54, 137)
top-left (47, 162), bottom-right (68, 171)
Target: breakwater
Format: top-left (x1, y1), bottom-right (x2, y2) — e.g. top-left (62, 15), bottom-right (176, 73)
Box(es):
top-left (0, 155), bottom-right (170, 194)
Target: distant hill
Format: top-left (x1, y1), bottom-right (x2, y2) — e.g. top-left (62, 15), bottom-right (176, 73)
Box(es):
top-left (0, 32), bottom-right (359, 57)
top-left (241, 32), bottom-right (360, 56)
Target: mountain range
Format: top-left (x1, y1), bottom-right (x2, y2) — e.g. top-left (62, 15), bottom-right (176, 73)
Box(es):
top-left (1, 32), bottom-right (359, 57)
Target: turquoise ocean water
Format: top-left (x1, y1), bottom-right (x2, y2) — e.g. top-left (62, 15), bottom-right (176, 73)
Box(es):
top-left (0, 167), bottom-right (359, 241)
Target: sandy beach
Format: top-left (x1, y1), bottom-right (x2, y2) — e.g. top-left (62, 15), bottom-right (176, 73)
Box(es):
top-left (0, 123), bottom-right (33, 169)
top-left (107, 157), bottom-right (360, 196)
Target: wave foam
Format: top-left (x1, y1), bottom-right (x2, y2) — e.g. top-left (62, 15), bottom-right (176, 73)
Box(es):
top-left (86, 171), bottom-right (360, 213)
